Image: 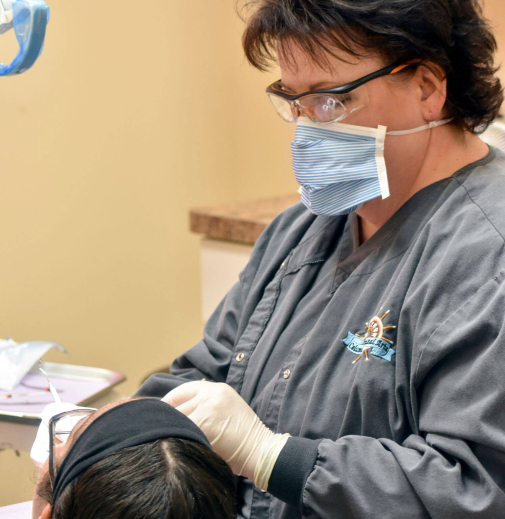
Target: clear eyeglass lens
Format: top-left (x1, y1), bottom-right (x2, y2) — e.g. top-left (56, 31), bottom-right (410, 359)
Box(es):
top-left (269, 84), bottom-right (369, 124)
top-left (298, 94), bottom-right (347, 123)
top-left (53, 410), bottom-right (93, 444)
top-left (267, 94), bottom-right (296, 123)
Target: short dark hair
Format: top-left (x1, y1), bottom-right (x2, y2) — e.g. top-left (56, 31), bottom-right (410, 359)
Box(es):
top-left (38, 438), bottom-right (236, 519)
top-left (240, 0), bottom-right (504, 133)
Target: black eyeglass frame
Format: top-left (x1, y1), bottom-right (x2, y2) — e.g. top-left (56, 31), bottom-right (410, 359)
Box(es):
top-left (48, 407), bottom-right (96, 488)
top-left (266, 59), bottom-right (423, 100)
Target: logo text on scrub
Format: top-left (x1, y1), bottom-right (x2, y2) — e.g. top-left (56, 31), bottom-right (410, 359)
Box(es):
top-left (342, 309), bottom-right (396, 363)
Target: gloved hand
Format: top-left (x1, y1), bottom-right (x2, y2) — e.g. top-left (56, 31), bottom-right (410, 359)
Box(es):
top-left (163, 381), bottom-right (286, 484)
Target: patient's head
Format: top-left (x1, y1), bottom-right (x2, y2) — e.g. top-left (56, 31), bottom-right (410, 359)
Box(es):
top-left (33, 398), bottom-right (236, 519)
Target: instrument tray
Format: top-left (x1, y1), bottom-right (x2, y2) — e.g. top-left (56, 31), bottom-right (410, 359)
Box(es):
top-left (0, 361), bottom-right (125, 425)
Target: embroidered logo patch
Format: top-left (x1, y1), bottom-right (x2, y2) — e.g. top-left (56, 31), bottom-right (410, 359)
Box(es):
top-left (342, 309), bottom-right (396, 363)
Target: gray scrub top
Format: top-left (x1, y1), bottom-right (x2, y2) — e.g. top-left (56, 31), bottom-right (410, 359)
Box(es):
top-left (137, 145), bottom-right (505, 519)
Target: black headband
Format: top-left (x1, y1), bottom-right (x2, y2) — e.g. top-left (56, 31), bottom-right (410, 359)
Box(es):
top-left (52, 398), bottom-right (211, 506)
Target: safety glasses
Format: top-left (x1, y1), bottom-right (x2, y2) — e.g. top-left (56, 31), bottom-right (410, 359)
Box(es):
top-left (48, 407), bottom-right (96, 487)
top-left (266, 59), bottom-right (422, 124)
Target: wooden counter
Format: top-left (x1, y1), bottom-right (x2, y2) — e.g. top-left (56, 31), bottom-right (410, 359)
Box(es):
top-left (190, 194), bottom-right (300, 245)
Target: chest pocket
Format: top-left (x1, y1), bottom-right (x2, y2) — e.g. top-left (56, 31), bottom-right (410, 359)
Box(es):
top-left (337, 341), bottom-right (399, 438)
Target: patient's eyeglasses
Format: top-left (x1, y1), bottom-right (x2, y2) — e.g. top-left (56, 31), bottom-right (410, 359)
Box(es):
top-left (48, 408), bottom-right (96, 486)
top-left (266, 59), bottom-right (422, 124)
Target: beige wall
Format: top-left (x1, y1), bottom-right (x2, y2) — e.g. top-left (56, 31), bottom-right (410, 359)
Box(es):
top-left (1, 0), bottom-right (504, 506)
top-left (487, 0), bottom-right (505, 89)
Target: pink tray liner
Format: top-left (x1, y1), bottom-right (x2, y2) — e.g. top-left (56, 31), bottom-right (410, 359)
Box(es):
top-left (0, 374), bottom-right (110, 414)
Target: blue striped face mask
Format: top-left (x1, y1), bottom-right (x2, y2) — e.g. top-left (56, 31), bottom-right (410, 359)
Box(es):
top-left (291, 116), bottom-right (453, 216)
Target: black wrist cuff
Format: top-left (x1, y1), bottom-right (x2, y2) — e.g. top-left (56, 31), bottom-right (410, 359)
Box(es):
top-left (267, 436), bottom-right (321, 507)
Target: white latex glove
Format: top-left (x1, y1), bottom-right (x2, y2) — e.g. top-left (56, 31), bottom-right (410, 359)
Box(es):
top-left (163, 381), bottom-right (274, 481)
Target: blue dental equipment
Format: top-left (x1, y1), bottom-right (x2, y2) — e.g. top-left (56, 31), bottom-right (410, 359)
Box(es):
top-left (0, 0), bottom-right (49, 76)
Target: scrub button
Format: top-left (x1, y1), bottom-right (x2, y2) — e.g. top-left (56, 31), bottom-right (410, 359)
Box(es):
top-left (280, 262), bottom-right (286, 269)
top-left (283, 369), bottom-right (291, 379)
top-left (236, 353), bottom-right (245, 362)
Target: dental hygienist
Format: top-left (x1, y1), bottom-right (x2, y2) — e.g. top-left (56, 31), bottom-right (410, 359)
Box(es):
top-left (138, 1), bottom-right (505, 518)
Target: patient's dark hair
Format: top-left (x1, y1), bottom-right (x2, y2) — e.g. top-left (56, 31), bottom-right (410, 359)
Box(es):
top-left (38, 438), bottom-right (236, 519)
top-left (240, 0), bottom-right (503, 133)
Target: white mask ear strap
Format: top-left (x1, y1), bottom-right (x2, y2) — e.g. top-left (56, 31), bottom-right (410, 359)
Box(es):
top-left (386, 117), bottom-right (454, 136)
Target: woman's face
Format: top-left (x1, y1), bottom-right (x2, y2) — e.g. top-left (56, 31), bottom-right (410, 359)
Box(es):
top-left (277, 42), bottom-right (448, 211)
